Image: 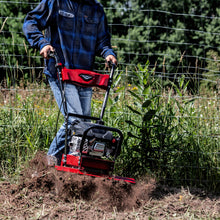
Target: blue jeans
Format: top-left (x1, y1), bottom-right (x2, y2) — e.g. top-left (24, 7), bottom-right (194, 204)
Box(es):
top-left (47, 77), bottom-right (92, 164)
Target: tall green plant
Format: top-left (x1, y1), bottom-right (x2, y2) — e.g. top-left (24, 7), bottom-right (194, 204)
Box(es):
top-left (115, 62), bottom-right (219, 191)
top-left (115, 61), bottom-right (163, 177)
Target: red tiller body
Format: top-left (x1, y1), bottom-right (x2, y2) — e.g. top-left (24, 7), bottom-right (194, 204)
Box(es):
top-left (48, 51), bottom-right (136, 184)
top-left (55, 154), bottom-right (135, 184)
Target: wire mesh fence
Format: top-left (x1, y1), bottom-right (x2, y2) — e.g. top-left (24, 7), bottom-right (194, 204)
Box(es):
top-left (0, 0), bottom-right (219, 189)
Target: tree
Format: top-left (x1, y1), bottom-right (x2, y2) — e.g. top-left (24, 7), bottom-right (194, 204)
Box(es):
top-left (100, 0), bottom-right (220, 84)
top-left (0, 0), bottom-right (42, 84)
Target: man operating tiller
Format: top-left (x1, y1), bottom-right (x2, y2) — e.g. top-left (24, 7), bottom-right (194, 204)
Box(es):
top-left (23, 0), bottom-right (117, 165)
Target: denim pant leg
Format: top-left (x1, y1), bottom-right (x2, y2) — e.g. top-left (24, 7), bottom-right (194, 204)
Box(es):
top-left (47, 77), bottom-right (92, 163)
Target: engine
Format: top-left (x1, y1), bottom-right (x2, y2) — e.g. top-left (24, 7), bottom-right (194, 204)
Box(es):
top-left (68, 120), bottom-right (119, 158)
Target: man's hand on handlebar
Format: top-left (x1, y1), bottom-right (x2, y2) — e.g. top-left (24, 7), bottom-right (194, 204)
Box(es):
top-left (40, 45), bottom-right (54, 59)
top-left (105, 55), bottom-right (117, 68)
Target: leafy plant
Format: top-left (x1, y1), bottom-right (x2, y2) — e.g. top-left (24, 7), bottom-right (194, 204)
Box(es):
top-left (114, 62), bottom-right (219, 191)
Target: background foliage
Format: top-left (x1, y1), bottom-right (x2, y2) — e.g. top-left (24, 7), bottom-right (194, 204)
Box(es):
top-left (100, 0), bottom-right (220, 78)
top-left (0, 0), bottom-right (219, 191)
top-left (1, 0), bottom-right (220, 82)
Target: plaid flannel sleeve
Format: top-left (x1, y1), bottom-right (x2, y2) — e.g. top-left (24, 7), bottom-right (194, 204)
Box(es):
top-left (23, 0), bottom-right (54, 51)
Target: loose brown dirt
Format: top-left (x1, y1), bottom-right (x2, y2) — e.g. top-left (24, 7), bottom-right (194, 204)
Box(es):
top-left (0, 151), bottom-right (219, 219)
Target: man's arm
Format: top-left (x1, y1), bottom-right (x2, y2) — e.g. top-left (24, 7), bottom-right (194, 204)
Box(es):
top-left (23, 0), bottom-right (55, 54)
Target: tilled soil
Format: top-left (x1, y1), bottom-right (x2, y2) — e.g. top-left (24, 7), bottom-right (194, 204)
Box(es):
top-left (0, 152), bottom-right (219, 219)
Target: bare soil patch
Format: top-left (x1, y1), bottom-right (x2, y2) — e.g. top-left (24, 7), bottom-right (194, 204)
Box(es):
top-left (0, 152), bottom-right (219, 219)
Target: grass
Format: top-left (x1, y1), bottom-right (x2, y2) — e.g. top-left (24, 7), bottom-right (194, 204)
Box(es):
top-left (0, 81), bottom-right (60, 180)
top-left (0, 63), bottom-right (219, 191)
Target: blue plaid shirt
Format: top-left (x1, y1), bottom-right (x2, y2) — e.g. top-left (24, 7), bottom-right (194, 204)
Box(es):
top-left (23, 0), bottom-right (116, 78)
